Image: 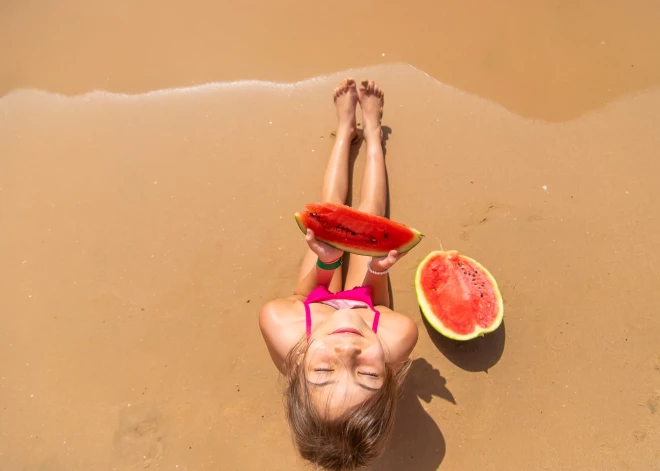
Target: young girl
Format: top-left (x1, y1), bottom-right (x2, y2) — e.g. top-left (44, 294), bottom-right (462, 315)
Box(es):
top-left (259, 79), bottom-right (419, 470)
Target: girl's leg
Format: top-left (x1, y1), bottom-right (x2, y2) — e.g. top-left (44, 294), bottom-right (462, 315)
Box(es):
top-left (344, 81), bottom-right (390, 305)
top-left (297, 79), bottom-right (358, 293)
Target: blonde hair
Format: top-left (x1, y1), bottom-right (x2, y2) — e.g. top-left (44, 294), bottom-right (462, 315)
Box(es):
top-left (282, 338), bottom-right (411, 470)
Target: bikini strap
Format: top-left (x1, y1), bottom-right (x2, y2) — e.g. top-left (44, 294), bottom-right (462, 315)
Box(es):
top-left (351, 286), bottom-right (381, 333)
top-left (303, 286), bottom-right (381, 339)
top-left (372, 308), bottom-right (381, 333)
top-left (304, 299), bottom-right (312, 341)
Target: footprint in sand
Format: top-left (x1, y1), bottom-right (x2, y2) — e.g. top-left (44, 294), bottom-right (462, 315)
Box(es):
top-left (632, 430), bottom-right (647, 443)
top-left (113, 404), bottom-right (164, 468)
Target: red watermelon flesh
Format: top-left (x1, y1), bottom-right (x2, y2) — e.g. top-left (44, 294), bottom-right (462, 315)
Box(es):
top-left (415, 250), bottom-right (503, 341)
top-left (294, 202), bottom-right (423, 257)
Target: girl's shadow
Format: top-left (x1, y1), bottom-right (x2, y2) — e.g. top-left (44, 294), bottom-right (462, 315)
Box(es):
top-left (370, 358), bottom-right (453, 471)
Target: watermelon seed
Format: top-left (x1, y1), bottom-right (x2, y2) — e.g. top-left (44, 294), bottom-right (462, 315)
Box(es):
top-left (384, 233), bottom-right (388, 238)
top-left (351, 232), bottom-right (356, 236)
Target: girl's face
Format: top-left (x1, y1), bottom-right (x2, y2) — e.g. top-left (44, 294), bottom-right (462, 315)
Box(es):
top-left (303, 309), bottom-right (387, 418)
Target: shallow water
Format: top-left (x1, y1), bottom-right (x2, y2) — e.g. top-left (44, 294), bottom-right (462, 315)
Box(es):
top-left (2, 62), bottom-right (659, 469)
top-left (2, 0), bottom-right (660, 121)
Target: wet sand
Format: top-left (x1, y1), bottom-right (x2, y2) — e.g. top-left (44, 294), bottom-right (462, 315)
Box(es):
top-left (1, 1), bottom-right (660, 471)
top-left (2, 0), bottom-right (660, 121)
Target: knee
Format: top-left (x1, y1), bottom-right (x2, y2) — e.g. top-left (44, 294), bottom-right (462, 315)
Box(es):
top-left (324, 193), bottom-right (346, 205)
top-left (358, 200), bottom-right (385, 217)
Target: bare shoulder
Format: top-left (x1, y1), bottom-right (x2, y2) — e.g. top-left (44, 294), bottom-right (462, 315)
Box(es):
top-left (258, 295), bottom-right (306, 372)
top-left (376, 305), bottom-right (419, 337)
top-left (374, 305), bottom-right (419, 362)
top-left (258, 295), bottom-right (305, 329)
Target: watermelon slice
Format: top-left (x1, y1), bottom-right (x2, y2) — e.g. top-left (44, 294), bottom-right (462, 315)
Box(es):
top-left (294, 202), bottom-right (423, 257)
top-left (415, 250), bottom-right (503, 341)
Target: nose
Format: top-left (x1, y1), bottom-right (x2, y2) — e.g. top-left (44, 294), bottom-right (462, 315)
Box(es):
top-left (333, 342), bottom-right (361, 358)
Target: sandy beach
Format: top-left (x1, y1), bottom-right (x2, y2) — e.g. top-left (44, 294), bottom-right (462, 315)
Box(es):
top-left (1, 1), bottom-right (659, 470)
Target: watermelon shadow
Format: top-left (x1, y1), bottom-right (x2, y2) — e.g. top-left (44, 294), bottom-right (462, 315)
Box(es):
top-left (421, 312), bottom-right (506, 372)
top-left (371, 358), bottom-right (451, 471)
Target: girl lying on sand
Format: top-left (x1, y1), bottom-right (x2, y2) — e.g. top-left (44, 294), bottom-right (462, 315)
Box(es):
top-left (259, 79), bottom-right (418, 470)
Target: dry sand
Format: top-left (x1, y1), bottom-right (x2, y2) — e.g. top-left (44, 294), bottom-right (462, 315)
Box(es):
top-left (1, 1), bottom-right (660, 470)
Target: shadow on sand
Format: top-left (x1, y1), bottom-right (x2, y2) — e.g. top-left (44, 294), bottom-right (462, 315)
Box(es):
top-left (422, 312), bottom-right (507, 372)
top-left (371, 358), bottom-right (453, 471)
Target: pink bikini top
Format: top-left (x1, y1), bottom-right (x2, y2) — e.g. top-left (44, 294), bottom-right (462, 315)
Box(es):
top-left (303, 285), bottom-right (381, 341)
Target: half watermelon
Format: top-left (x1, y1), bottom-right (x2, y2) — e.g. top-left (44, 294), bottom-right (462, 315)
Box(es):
top-left (415, 250), bottom-right (503, 341)
top-left (294, 202), bottom-right (424, 257)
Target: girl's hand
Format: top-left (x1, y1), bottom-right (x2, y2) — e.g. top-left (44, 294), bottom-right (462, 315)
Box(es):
top-left (369, 250), bottom-right (407, 273)
top-left (305, 229), bottom-right (344, 263)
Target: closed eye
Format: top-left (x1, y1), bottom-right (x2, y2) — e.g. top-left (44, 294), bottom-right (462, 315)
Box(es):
top-left (314, 368), bottom-right (334, 372)
top-left (359, 371), bottom-right (379, 378)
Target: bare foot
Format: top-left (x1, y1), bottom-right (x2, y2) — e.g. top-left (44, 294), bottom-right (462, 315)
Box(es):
top-left (333, 78), bottom-right (358, 140)
top-left (358, 80), bottom-right (384, 138)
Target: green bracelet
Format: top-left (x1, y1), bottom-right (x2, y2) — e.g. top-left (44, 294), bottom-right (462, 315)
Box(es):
top-left (317, 257), bottom-right (343, 270)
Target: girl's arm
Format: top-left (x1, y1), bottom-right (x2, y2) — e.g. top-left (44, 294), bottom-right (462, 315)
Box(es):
top-left (293, 229), bottom-right (344, 297)
top-left (360, 250), bottom-right (406, 308)
top-left (294, 261), bottom-right (338, 297)
top-left (361, 267), bottom-right (391, 307)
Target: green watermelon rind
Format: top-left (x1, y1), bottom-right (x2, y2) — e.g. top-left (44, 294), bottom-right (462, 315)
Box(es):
top-left (294, 212), bottom-right (424, 257)
top-left (415, 250), bottom-right (504, 341)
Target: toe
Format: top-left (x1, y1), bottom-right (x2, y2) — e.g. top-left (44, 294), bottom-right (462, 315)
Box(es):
top-left (360, 79), bottom-right (369, 92)
top-left (368, 80), bottom-right (375, 92)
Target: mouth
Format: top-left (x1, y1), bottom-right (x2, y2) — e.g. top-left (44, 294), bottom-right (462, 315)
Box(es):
top-left (331, 327), bottom-right (363, 336)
